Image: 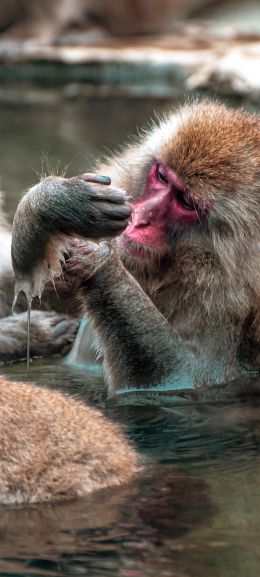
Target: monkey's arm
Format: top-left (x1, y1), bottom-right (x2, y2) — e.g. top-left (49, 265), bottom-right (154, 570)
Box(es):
top-left (11, 173), bottom-right (131, 307)
top-left (238, 300), bottom-right (260, 368)
top-left (69, 241), bottom-right (194, 394)
top-left (0, 311), bottom-right (79, 364)
top-left (0, 241), bottom-right (80, 363)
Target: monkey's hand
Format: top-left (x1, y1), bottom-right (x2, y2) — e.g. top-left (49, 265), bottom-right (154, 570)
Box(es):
top-left (0, 311), bottom-right (79, 364)
top-left (67, 239), bottom-right (119, 284)
top-left (52, 173), bottom-right (131, 239)
top-left (12, 173), bottom-right (131, 294)
top-left (14, 172), bottom-right (131, 243)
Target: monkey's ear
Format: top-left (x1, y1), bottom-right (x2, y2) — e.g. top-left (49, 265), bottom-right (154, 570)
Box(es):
top-left (238, 301), bottom-right (260, 368)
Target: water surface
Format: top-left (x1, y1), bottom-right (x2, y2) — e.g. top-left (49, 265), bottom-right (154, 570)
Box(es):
top-left (2, 359), bottom-right (260, 577)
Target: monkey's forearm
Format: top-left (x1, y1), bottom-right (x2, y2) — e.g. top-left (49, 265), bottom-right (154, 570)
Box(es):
top-left (78, 257), bottom-right (193, 393)
top-left (0, 311), bottom-right (78, 363)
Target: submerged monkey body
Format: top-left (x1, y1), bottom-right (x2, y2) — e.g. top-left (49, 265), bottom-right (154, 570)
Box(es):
top-left (0, 377), bottom-right (139, 505)
top-left (10, 100), bottom-right (260, 394)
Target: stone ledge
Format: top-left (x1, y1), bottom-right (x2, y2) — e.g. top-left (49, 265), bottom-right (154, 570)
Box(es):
top-left (0, 28), bottom-right (259, 98)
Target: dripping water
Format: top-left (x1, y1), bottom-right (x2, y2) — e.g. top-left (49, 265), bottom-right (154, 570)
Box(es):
top-left (26, 300), bottom-right (31, 372)
top-left (12, 241), bottom-right (67, 371)
top-left (11, 292), bottom-right (18, 316)
top-left (13, 281), bottom-right (35, 373)
top-left (12, 236), bottom-right (72, 371)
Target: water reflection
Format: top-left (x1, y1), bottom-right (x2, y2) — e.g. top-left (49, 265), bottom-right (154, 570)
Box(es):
top-left (1, 359), bottom-right (260, 577)
top-left (0, 466), bottom-right (211, 553)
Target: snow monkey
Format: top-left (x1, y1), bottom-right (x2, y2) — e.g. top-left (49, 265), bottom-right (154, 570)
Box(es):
top-left (9, 100), bottom-right (260, 396)
top-left (0, 376), bottom-right (140, 504)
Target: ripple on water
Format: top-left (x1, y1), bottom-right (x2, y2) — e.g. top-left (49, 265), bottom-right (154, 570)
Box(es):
top-left (1, 359), bottom-right (260, 577)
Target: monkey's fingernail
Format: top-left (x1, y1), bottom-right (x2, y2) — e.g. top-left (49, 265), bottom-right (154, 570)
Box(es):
top-left (79, 173), bottom-right (111, 186)
top-left (97, 176), bottom-right (112, 185)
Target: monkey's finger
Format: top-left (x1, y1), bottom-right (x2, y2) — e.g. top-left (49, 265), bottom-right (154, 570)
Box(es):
top-left (105, 219), bottom-right (130, 233)
top-left (92, 187), bottom-right (129, 204)
top-left (97, 202), bottom-right (132, 220)
top-left (71, 240), bottom-right (99, 252)
top-left (78, 173), bottom-right (111, 185)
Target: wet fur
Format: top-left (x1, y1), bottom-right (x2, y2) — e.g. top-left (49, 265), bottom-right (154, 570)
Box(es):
top-left (9, 100), bottom-right (260, 388)
top-left (0, 376), bottom-right (140, 504)
top-left (0, 190), bottom-right (80, 362)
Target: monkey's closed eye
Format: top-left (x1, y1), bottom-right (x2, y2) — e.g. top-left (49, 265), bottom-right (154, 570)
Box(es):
top-left (157, 164), bottom-right (169, 185)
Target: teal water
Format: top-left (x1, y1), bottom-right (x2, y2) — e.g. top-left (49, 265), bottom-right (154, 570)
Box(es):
top-left (0, 94), bottom-right (260, 577)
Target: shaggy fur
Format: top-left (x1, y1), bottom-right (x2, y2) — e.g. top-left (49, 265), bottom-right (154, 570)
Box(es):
top-left (10, 100), bottom-right (260, 391)
top-left (78, 101), bottom-right (260, 388)
top-left (0, 377), bottom-right (140, 504)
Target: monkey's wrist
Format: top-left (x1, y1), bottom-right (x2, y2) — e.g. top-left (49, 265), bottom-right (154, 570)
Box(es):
top-left (68, 240), bottom-right (125, 289)
top-left (80, 255), bottom-right (125, 291)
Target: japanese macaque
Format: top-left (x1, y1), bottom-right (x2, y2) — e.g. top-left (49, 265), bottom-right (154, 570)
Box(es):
top-left (0, 376), bottom-right (140, 504)
top-left (0, 0), bottom-right (218, 43)
top-left (0, 0), bottom-right (88, 43)
top-left (10, 100), bottom-right (260, 396)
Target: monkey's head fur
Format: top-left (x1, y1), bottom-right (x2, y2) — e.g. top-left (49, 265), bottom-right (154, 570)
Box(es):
top-left (117, 101), bottom-right (260, 322)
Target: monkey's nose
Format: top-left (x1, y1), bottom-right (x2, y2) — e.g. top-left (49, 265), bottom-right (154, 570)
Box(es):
top-left (132, 207), bottom-right (154, 227)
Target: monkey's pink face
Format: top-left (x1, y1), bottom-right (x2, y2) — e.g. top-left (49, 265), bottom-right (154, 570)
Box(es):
top-left (120, 161), bottom-right (207, 259)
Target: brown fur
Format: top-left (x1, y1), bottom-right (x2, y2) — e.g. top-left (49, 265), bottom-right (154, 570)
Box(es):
top-left (0, 0), bottom-right (214, 41)
top-left (70, 101), bottom-right (260, 388)
top-left (103, 102), bottom-right (260, 329)
top-left (9, 100), bottom-right (260, 391)
top-left (0, 187), bottom-right (81, 362)
top-left (0, 377), bottom-right (140, 505)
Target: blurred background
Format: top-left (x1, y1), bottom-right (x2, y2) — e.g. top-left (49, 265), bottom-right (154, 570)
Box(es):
top-left (0, 0), bottom-right (259, 218)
